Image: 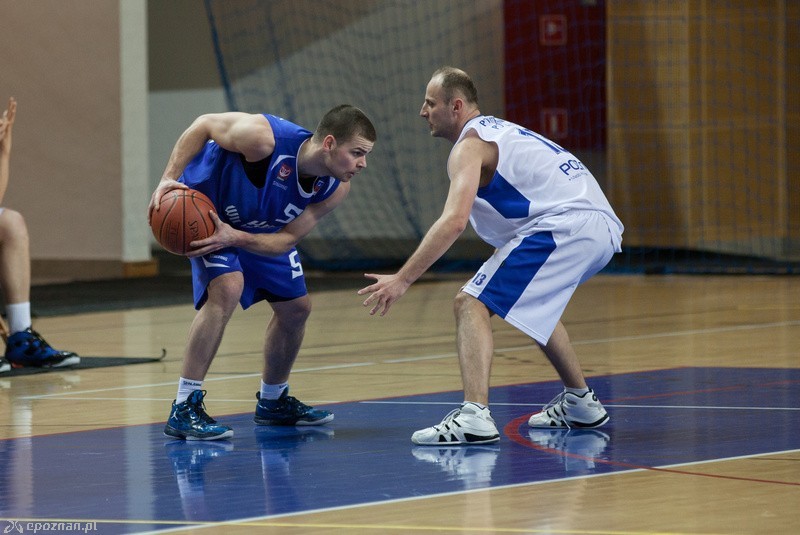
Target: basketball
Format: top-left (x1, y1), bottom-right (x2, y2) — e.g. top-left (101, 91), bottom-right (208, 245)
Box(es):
top-left (150, 189), bottom-right (216, 255)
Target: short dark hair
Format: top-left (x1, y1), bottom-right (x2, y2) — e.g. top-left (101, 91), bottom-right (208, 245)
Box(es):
top-left (432, 66), bottom-right (479, 105)
top-left (313, 104), bottom-right (377, 143)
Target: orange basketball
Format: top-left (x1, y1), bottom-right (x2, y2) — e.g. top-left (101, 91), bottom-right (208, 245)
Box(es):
top-left (150, 189), bottom-right (216, 256)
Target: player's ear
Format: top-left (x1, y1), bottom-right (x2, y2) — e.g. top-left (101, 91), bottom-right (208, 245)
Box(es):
top-left (323, 134), bottom-right (337, 151)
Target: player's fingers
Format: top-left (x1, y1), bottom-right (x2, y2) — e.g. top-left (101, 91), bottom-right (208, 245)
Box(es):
top-left (378, 296), bottom-right (395, 316)
top-left (372, 299), bottom-right (392, 317)
top-left (208, 211), bottom-right (223, 228)
top-left (151, 189), bottom-right (163, 212)
top-left (358, 274), bottom-right (381, 295)
top-left (361, 292), bottom-right (376, 307)
top-left (152, 182), bottom-right (187, 211)
top-left (367, 293), bottom-right (390, 316)
top-left (357, 284), bottom-right (377, 296)
top-left (147, 194), bottom-right (159, 223)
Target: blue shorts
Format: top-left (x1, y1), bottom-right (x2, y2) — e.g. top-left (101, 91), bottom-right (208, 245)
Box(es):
top-left (190, 247), bottom-right (307, 310)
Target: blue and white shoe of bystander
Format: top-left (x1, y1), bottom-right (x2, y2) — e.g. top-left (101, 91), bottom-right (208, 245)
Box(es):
top-left (4, 328), bottom-right (79, 368)
top-left (164, 390), bottom-right (234, 441)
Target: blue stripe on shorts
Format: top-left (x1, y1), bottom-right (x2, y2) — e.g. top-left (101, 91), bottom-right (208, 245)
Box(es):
top-left (479, 231), bottom-right (557, 318)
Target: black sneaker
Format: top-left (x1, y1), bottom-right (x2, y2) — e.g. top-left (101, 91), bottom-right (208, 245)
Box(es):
top-left (254, 388), bottom-right (333, 426)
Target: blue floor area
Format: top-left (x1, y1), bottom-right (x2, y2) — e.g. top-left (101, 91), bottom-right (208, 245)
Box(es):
top-left (1, 367), bottom-right (798, 533)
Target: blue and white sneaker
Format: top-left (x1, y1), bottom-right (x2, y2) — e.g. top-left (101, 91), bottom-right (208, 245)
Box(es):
top-left (5, 328), bottom-right (79, 368)
top-left (0, 358), bottom-right (10, 373)
top-left (164, 390), bottom-right (233, 441)
top-left (254, 388), bottom-right (333, 426)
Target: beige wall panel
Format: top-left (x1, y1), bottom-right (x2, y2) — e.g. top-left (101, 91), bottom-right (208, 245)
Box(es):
top-left (0, 1), bottom-right (122, 263)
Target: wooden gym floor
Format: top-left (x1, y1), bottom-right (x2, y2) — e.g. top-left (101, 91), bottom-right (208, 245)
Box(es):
top-left (0, 272), bottom-right (798, 534)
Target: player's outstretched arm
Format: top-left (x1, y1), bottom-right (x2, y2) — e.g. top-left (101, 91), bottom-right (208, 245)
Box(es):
top-left (0, 97), bottom-right (17, 204)
top-left (358, 137), bottom-right (484, 316)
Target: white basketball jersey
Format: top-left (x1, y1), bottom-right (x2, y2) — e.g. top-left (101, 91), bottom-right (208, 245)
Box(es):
top-left (454, 116), bottom-right (623, 249)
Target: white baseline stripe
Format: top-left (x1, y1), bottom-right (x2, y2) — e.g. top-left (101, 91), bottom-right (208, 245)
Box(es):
top-left (359, 401), bottom-right (800, 411)
top-left (23, 396), bottom-right (800, 413)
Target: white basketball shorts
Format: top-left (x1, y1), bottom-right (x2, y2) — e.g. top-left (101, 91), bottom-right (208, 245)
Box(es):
top-left (462, 211), bottom-right (620, 345)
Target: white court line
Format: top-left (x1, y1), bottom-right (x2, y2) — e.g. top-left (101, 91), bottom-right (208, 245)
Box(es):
top-left (359, 401), bottom-right (800, 411)
top-left (20, 318), bottom-right (800, 400)
top-left (21, 396), bottom-right (800, 413)
top-left (19, 362), bottom-right (375, 400)
top-left (373, 318), bottom-right (800, 364)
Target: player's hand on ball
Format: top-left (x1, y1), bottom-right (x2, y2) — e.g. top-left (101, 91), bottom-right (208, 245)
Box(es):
top-left (186, 212), bottom-right (236, 257)
top-left (148, 179), bottom-right (189, 222)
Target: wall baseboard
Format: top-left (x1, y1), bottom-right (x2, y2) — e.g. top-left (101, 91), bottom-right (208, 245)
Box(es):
top-left (32, 259), bottom-right (159, 285)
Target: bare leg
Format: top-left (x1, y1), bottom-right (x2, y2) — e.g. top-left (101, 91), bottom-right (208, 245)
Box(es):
top-left (181, 272), bottom-right (243, 380)
top-left (538, 320), bottom-right (588, 389)
top-left (454, 292), bottom-right (494, 406)
top-left (262, 295), bottom-right (311, 384)
top-left (0, 209), bottom-right (30, 304)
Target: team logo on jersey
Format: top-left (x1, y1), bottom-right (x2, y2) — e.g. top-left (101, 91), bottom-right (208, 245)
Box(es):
top-left (313, 179), bottom-right (326, 193)
top-left (278, 163), bottom-right (293, 180)
top-left (224, 205), bottom-right (242, 225)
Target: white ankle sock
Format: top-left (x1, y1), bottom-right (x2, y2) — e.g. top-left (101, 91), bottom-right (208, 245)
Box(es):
top-left (260, 381), bottom-right (288, 400)
top-left (6, 302), bottom-right (31, 335)
top-left (176, 377), bottom-right (203, 404)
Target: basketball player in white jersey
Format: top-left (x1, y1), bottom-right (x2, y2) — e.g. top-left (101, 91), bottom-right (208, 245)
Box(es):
top-left (359, 67), bottom-right (623, 445)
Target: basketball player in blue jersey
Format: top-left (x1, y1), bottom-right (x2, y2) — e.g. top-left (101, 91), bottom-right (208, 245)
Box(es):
top-left (148, 105), bottom-right (376, 440)
top-left (359, 67), bottom-right (624, 445)
top-left (0, 97), bottom-right (79, 373)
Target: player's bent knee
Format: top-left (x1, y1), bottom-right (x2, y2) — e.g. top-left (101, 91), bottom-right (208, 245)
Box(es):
top-left (207, 273), bottom-right (245, 310)
top-left (272, 295), bottom-right (311, 324)
top-left (453, 291), bottom-right (481, 317)
top-left (0, 208), bottom-right (29, 240)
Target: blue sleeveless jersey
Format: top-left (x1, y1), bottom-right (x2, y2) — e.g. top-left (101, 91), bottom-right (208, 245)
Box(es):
top-left (178, 114), bottom-right (341, 309)
top-left (179, 114), bottom-right (340, 233)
